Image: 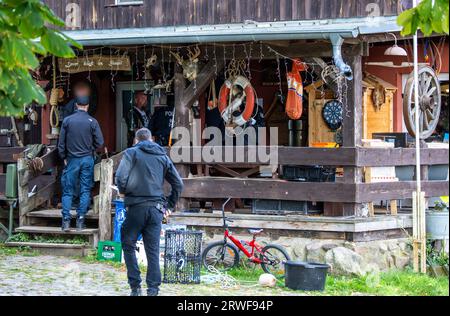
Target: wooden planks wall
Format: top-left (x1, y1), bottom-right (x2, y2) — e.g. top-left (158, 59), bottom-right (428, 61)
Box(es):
top-left (43, 0), bottom-right (410, 31)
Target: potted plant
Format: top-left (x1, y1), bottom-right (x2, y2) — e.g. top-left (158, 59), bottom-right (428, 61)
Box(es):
top-left (427, 240), bottom-right (449, 277)
top-left (426, 200), bottom-right (449, 240)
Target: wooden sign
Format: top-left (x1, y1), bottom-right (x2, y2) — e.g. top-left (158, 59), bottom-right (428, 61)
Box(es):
top-left (58, 55), bottom-right (132, 74)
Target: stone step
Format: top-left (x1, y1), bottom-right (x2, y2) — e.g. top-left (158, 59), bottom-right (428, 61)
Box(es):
top-left (4, 241), bottom-right (92, 257)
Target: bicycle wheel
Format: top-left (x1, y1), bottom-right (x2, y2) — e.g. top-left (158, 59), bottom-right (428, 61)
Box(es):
top-left (260, 244), bottom-right (291, 278)
top-left (202, 241), bottom-right (240, 271)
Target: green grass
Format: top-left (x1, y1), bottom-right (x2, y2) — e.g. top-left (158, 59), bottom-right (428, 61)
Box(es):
top-left (2, 241), bottom-right (447, 296)
top-left (0, 243), bottom-right (39, 258)
top-left (7, 233), bottom-right (89, 245)
top-left (222, 266), bottom-right (449, 296)
top-left (324, 270), bottom-right (449, 296)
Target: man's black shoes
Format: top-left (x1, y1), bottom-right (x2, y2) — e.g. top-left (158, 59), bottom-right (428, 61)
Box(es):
top-left (130, 288), bottom-right (143, 296)
top-left (61, 219), bottom-right (71, 232)
top-left (147, 290), bottom-right (159, 297)
top-left (130, 288), bottom-right (158, 296)
top-left (76, 216), bottom-right (86, 231)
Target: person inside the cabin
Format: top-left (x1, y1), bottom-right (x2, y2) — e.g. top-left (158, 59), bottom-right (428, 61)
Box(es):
top-left (58, 96), bottom-right (104, 232)
top-left (149, 94), bottom-right (175, 147)
top-left (61, 81), bottom-right (92, 120)
top-left (115, 128), bottom-right (184, 296)
top-left (127, 91), bottom-right (150, 147)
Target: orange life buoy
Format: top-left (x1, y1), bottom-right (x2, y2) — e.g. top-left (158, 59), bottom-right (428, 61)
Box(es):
top-left (218, 76), bottom-right (255, 126)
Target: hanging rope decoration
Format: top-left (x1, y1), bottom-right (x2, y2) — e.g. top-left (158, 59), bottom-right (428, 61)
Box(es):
top-left (49, 56), bottom-right (60, 134)
top-left (64, 42), bottom-right (350, 123)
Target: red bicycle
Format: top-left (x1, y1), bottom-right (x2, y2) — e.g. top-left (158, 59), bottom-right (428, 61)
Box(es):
top-left (202, 198), bottom-right (291, 278)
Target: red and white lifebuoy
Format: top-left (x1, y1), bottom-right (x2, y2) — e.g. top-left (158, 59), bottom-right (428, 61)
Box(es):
top-left (218, 76), bottom-right (255, 126)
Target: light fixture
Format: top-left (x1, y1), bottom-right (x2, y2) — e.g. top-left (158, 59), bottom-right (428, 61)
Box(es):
top-left (384, 33), bottom-right (408, 56)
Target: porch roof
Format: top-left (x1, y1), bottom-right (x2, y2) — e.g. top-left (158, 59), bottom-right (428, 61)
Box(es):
top-left (62, 16), bottom-right (401, 46)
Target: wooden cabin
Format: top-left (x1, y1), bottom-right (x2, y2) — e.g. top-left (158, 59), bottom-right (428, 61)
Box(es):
top-left (1, 1), bottom-right (448, 265)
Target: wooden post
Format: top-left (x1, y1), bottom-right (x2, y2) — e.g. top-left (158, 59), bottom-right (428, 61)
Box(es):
top-left (17, 158), bottom-right (29, 227)
top-left (174, 71), bottom-right (190, 212)
top-left (98, 158), bottom-right (113, 241)
top-left (342, 53), bottom-right (364, 217)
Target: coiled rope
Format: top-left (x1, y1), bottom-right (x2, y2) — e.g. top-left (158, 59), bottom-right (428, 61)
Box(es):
top-left (201, 266), bottom-right (239, 289)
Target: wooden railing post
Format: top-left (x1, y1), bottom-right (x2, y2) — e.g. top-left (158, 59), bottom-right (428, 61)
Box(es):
top-left (17, 158), bottom-right (29, 227)
top-left (341, 53), bottom-right (364, 217)
top-left (98, 158), bottom-right (113, 241)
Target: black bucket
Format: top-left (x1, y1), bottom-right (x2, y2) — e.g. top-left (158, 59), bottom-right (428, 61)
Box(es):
top-left (285, 261), bottom-right (330, 291)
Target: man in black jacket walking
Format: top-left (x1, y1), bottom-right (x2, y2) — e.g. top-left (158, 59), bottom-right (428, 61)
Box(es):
top-left (115, 128), bottom-right (184, 296)
top-left (58, 96), bottom-right (104, 232)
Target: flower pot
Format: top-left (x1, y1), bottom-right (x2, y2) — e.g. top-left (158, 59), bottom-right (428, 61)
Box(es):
top-left (426, 211), bottom-right (449, 240)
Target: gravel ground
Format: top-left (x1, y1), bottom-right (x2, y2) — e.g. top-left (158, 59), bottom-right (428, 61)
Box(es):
top-left (0, 255), bottom-right (302, 296)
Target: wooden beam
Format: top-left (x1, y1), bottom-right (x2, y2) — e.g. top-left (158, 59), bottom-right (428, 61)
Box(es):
top-left (174, 71), bottom-right (190, 212)
top-left (357, 181), bottom-right (449, 203)
top-left (18, 147), bottom-right (59, 186)
top-left (342, 53), bottom-right (364, 217)
top-left (0, 147), bottom-right (24, 163)
top-left (168, 146), bottom-right (358, 166)
top-left (357, 148), bottom-right (450, 167)
top-left (182, 58), bottom-right (225, 109)
top-left (181, 177), bottom-right (356, 203)
top-left (17, 158), bottom-right (29, 226)
top-left (22, 180), bottom-right (57, 216)
top-left (97, 146), bottom-right (450, 168)
top-left (169, 212), bottom-right (413, 233)
top-left (180, 177), bottom-right (448, 204)
top-left (98, 159), bottom-right (113, 241)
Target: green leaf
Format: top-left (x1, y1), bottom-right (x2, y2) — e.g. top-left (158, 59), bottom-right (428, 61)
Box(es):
top-left (18, 6), bottom-right (45, 38)
top-left (41, 29), bottom-right (76, 58)
top-left (418, 0), bottom-right (432, 22)
top-left (420, 20), bottom-right (433, 36)
top-left (1, 1), bottom-right (81, 116)
top-left (29, 40), bottom-right (46, 56)
top-left (2, 33), bottom-right (40, 69)
top-left (398, 0), bottom-right (449, 36)
top-left (397, 9), bottom-right (414, 27)
top-left (37, 3), bottom-right (65, 27)
top-left (0, 67), bottom-right (14, 92)
top-left (443, 14), bottom-right (449, 34)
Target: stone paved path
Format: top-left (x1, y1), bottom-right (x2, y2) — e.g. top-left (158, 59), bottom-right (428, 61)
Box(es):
top-left (0, 255), bottom-right (302, 296)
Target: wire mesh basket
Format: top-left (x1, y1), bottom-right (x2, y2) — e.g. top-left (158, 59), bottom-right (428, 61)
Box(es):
top-left (163, 229), bottom-right (203, 284)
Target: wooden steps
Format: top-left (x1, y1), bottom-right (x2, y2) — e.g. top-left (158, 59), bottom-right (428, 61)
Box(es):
top-left (15, 226), bottom-right (99, 247)
top-left (16, 226), bottom-right (99, 235)
top-left (26, 209), bottom-right (100, 219)
top-left (4, 241), bottom-right (92, 257)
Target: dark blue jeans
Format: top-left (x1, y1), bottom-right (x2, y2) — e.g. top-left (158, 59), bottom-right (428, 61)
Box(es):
top-left (121, 204), bottom-right (163, 294)
top-left (61, 156), bottom-right (94, 220)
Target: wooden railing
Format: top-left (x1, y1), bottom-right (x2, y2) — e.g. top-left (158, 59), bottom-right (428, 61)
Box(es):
top-left (106, 146), bottom-right (449, 205)
top-left (93, 158), bottom-right (114, 241)
top-left (17, 147), bottom-right (59, 226)
top-left (168, 146), bottom-right (449, 205)
top-left (11, 145), bottom-right (448, 239)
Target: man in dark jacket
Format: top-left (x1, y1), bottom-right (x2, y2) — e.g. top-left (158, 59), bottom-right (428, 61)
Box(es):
top-left (62, 81), bottom-right (94, 120)
top-left (115, 128), bottom-right (183, 296)
top-left (127, 91), bottom-right (150, 147)
top-left (58, 97), bottom-right (104, 232)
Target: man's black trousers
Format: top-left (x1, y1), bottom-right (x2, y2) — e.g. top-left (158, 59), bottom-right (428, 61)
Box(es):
top-left (121, 204), bottom-right (163, 294)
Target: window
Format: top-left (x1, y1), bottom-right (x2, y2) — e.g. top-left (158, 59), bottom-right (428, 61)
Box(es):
top-left (115, 0), bottom-right (143, 5)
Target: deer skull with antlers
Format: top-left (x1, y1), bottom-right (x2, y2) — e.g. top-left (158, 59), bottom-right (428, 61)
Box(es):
top-left (170, 47), bottom-right (201, 81)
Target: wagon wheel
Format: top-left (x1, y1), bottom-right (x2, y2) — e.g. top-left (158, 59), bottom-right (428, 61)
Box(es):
top-left (403, 66), bottom-right (442, 139)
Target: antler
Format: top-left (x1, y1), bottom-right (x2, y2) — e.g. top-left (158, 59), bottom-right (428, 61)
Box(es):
top-left (187, 46), bottom-right (201, 61)
top-left (170, 51), bottom-right (185, 65)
